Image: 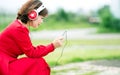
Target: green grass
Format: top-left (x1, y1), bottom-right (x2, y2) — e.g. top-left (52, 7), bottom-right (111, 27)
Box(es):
top-left (0, 15), bottom-right (15, 32)
top-left (97, 27), bottom-right (120, 33)
top-left (0, 20), bottom-right (96, 32)
top-left (45, 49), bottom-right (120, 67)
top-left (31, 39), bottom-right (120, 67)
top-left (29, 21), bottom-right (96, 31)
top-left (69, 39), bottom-right (120, 45)
top-left (32, 38), bottom-right (120, 46)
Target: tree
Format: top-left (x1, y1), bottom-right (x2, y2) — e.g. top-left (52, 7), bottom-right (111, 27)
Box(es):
top-left (98, 5), bottom-right (120, 32)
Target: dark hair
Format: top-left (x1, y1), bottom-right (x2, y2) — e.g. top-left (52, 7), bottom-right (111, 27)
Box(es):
top-left (17, 0), bottom-right (48, 24)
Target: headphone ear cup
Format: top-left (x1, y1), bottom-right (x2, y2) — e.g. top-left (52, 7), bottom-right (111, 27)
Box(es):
top-left (28, 10), bottom-right (38, 20)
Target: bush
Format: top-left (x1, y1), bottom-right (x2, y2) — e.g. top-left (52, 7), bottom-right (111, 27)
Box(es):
top-left (98, 5), bottom-right (120, 32)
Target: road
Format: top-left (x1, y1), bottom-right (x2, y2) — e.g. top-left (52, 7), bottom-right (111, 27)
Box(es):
top-left (30, 28), bottom-right (120, 40)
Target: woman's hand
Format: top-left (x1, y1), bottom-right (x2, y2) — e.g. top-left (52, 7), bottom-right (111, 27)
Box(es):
top-left (52, 36), bottom-right (64, 48)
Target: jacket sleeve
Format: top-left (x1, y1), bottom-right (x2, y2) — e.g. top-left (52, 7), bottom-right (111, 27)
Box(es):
top-left (13, 26), bottom-right (55, 58)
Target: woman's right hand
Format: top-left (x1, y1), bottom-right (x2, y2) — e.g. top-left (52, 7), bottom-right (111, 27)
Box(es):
top-left (52, 36), bottom-right (64, 48)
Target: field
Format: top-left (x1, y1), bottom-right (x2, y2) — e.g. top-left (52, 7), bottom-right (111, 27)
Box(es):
top-left (32, 38), bottom-right (120, 67)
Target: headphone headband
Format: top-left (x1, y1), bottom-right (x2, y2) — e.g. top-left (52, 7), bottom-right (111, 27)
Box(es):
top-left (36, 4), bottom-right (45, 13)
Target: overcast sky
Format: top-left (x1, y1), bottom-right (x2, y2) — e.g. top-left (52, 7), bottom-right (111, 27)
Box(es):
top-left (0, 0), bottom-right (111, 14)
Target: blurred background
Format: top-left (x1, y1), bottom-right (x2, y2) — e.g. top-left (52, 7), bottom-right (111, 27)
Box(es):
top-left (0, 0), bottom-right (120, 75)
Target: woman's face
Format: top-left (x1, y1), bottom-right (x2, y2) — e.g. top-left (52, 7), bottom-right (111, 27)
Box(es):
top-left (30, 15), bottom-right (44, 28)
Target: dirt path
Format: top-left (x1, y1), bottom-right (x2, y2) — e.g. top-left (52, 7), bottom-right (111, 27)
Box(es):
top-left (52, 59), bottom-right (120, 75)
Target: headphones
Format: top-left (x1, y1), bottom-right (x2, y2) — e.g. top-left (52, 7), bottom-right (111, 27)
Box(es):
top-left (28, 4), bottom-right (45, 20)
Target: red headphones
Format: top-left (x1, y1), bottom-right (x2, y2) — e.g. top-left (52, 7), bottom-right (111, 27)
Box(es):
top-left (28, 4), bottom-right (45, 20)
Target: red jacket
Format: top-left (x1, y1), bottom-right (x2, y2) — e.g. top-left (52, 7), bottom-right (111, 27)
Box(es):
top-left (0, 20), bottom-right (55, 75)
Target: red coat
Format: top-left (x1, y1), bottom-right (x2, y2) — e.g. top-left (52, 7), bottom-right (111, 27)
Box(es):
top-left (0, 20), bottom-right (55, 75)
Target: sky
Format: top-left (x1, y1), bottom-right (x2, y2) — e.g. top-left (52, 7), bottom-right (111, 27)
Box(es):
top-left (42, 0), bottom-right (111, 13)
top-left (0, 0), bottom-right (111, 14)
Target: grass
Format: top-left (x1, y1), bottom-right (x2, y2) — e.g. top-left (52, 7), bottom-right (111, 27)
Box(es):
top-left (45, 48), bottom-right (120, 67)
top-left (31, 39), bottom-right (120, 67)
top-left (0, 15), bottom-right (15, 32)
top-left (32, 38), bottom-right (120, 46)
top-left (82, 71), bottom-right (100, 75)
top-left (37, 21), bottom-right (95, 30)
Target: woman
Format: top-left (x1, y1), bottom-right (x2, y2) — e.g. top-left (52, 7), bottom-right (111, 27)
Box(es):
top-left (0, 0), bottom-right (64, 75)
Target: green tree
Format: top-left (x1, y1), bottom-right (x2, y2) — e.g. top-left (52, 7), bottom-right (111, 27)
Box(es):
top-left (98, 5), bottom-right (120, 32)
top-left (55, 8), bottom-right (70, 21)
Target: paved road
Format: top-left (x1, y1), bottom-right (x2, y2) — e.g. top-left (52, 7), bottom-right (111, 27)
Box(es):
top-left (30, 28), bottom-right (120, 40)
